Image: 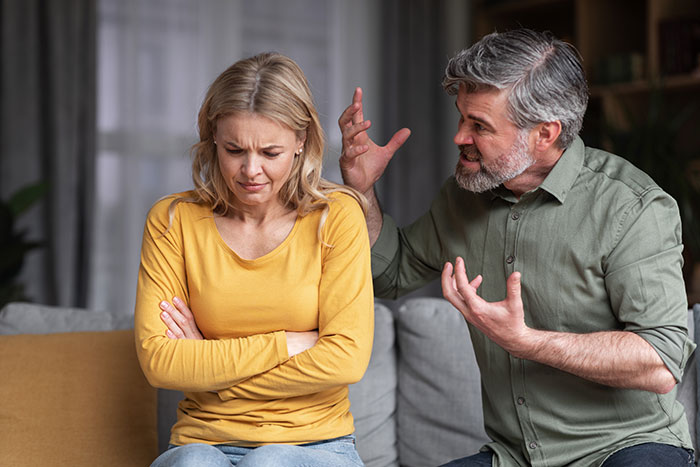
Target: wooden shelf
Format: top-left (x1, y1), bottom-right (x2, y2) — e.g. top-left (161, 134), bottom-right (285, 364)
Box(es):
top-left (478, 0), bottom-right (572, 16)
top-left (590, 73), bottom-right (700, 97)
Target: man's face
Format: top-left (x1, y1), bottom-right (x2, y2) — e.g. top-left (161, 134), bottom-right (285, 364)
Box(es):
top-left (453, 86), bottom-right (535, 193)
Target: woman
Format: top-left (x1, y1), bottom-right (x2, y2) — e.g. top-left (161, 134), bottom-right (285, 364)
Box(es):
top-left (134, 52), bottom-right (373, 467)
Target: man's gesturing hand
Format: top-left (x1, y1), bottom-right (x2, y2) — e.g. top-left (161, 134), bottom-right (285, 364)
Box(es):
top-left (441, 257), bottom-right (531, 357)
top-left (338, 87), bottom-right (410, 194)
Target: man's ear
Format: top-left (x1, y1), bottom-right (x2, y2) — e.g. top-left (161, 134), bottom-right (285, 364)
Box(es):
top-left (533, 121), bottom-right (562, 151)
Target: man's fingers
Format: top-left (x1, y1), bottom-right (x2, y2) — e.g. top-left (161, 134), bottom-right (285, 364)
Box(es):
top-left (342, 120), bottom-right (371, 146)
top-left (384, 128), bottom-right (411, 154)
top-left (470, 274), bottom-right (483, 290)
top-left (339, 145), bottom-right (369, 166)
top-left (506, 271), bottom-right (522, 304)
top-left (352, 87), bottom-right (364, 124)
top-left (441, 261), bottom-right (453, 287)
top-left (441, 262), bottom-right (458, 301)
top-left (338, 100), bottom-right (361, 129)
top-left (452, 257), bottom-right (472, 291)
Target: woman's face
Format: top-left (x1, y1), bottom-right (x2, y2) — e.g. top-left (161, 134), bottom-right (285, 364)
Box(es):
top-left (214, 113), bottom-right (303, 214)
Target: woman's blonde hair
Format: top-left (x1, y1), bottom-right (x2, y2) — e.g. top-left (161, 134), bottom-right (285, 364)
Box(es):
top-left (175, 52), bottom-right (365, 229)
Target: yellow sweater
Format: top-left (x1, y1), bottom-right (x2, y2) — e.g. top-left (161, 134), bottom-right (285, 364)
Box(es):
top-left (134, 191), bottom-right (373, 446)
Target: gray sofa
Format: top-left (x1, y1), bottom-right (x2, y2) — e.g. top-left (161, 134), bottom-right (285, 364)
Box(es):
top-left (1, 299), bottom-right (698, 467)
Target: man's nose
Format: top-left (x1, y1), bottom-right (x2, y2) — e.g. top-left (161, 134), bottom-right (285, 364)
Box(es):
top-left (454, 124), bottom-right (474, 146)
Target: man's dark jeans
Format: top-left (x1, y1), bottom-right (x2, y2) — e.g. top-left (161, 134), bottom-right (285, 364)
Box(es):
top-left (438, 443), bottom-right (694, 467)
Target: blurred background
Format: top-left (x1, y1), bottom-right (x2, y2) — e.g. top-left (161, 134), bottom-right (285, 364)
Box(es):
top-left (2, 0), bottom-right (699, 317)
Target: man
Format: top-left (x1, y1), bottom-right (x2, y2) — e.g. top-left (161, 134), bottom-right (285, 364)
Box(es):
top-left (338, 29), bottom-right (695, 467)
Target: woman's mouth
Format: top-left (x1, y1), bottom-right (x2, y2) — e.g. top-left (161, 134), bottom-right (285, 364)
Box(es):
top-left (238, 182), bottom-right (267, 192)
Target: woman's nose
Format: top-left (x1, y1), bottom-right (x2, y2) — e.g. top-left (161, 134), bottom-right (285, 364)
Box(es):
top-left (242, 154), bottom-right (262, 176)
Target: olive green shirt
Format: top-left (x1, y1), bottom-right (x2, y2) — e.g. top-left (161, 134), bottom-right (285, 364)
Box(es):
top-left (371, 137), bottom-right (695, 466)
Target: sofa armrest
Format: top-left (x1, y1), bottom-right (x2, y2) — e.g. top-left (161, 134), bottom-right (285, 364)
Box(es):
top-left (0, 330), bottom-right (158, 466)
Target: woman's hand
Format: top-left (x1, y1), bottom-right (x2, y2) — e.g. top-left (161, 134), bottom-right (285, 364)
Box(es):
top-left (159, 297), bottom-right (204, 340)
top-left (285, 331), bottom-right (319, 357)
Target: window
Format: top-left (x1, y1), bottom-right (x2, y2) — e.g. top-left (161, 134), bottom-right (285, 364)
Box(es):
top-left (91, 0), bottom-right (380, 314)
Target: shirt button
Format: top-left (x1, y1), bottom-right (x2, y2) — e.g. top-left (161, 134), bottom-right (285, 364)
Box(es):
top-left (517, 397), bottom-right (525, 405)
top-left (528, 441), bottom-right (537, 450)
top-left (511, 212), bottom-right (520, 220)
top-left (506, 255), bottom-right (515, 264)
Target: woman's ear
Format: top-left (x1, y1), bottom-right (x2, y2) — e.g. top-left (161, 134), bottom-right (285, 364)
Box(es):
top-left (296, 133), bottom-right (307, 155)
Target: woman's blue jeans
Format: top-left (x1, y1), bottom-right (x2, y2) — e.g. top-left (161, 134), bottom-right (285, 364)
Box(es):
top-left (150, 435), bottom-right (364, 467)
top-left (439, 443), bottom-right (694, 466)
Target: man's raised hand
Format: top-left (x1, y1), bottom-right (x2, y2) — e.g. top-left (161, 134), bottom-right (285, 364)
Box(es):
top-left (338, 87), bottom-right (411, 195)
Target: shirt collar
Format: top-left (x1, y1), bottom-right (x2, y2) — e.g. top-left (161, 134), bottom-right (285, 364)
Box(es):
top-left (486, 136), bottom-right (585, 203)
top-left (534, 136), bottom-right (585, 204)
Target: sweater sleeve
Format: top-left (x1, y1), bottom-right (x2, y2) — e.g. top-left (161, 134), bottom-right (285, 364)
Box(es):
top-left (134, 196), bottom-right (288, 393)
top-left (217, 193), bottom-right (374, 401)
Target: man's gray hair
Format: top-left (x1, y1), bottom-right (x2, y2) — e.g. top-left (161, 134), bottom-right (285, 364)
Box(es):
top-left (442, 29), bottom-right (589, 149)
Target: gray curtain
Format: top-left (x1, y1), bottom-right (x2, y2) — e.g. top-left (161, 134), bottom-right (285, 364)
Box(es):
top-left (1, 0), bottom-right (96, 307)
top-left (377, 0), bottom-right (472, 298)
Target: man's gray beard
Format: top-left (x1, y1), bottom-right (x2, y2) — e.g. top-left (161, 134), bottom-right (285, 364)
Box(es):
top-left (454, 130), bottom-right (534, 193)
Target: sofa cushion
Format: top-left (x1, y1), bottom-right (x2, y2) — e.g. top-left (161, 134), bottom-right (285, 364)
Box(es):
top-left (395, 298), bottom-right (489, 467)
top-left (692, 303), bottom-right (700, 450)
top-left (349, 301), bottom-right (399, 467)
top-left (0, 301), bottom-right (133, 334)
top-left (0, 329), bottom-right (158, 466)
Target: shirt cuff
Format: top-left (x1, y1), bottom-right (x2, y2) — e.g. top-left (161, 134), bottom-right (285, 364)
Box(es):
top-left (635, 324), bottom-right (696, 382)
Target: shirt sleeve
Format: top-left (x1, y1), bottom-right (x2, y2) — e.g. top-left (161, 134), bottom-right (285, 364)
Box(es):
top-left (604, 187), bottom-right (696, 382)
top-left (371, 181), bottom-right (455, 299)
top-left (217, 193), bottom-right (374, 401)
top-left (134, 196), bottom-right (289, 393)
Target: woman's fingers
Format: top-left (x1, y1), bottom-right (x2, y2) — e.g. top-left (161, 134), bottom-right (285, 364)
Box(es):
top-left (159, 297), bottom-right (203, 339)
top-left (160, 307), bottom-right (184, 339)
top-left (173, 296), bottom-right (194, 320)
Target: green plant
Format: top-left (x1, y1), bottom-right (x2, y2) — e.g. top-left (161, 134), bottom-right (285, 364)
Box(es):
top-left (0, 182), bottom-right (48, 309)
top-left (604, 85), bottom-right (700, 284)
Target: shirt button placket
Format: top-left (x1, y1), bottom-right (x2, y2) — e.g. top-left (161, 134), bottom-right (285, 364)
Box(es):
top-left (506, 208), bottom-right (520, 270)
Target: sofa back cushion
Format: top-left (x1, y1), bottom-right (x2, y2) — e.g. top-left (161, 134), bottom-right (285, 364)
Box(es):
top-left (395, 297), bottom-right (489, 467)
top-left (0, 302), bottom-right (133, 334)
top-left (0, 329), bottom-right (158, 466)
top-left (349, 302), bottom-right (399, 467)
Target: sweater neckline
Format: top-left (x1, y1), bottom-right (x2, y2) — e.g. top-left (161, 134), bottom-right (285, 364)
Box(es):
top-left (209, 213), bottom-right (302, 264)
